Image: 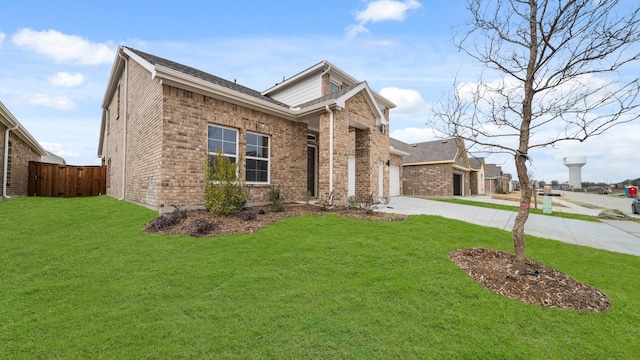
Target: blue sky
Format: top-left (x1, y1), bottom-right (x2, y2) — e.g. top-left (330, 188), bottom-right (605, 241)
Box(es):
top-left (0, 0), bottom-right (638, 184)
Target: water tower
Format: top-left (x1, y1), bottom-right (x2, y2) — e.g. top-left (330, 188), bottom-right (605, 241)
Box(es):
top-left (563, 156), bottom-right (587, 189)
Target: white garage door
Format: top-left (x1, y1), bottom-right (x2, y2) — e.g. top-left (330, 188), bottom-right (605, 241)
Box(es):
top-left (389, 165), bottom-right (400, 196)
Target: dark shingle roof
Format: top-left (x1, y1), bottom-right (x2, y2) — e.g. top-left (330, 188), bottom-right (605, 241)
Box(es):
top-left (390, 137), bottom-right (462, 164)
top-left (469, 156), bottom-right (484, 170)
top-left (485, 164), bottom-right (503, 178)
top-left (125, 47), bottom-right (290, 108)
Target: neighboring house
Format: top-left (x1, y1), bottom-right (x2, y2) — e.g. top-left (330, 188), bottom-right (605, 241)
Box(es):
top-left (469, 156), bottom-right (486, 195)
top-left (98, 46), bottom-right (399, 211)
top-left (389, 137), bottom-right (472, 197)
top-left (41, 151), bottom-right (66, 165)
top-left (484, 164), bottom-right (514, 194)
top-left (484, 164), bottom-right (502, 194)
top-left (0, 101), bottom-right (47, 199)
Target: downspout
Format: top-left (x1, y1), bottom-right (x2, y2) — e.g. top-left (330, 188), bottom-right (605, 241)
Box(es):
top-left (325, 105), bottom-right (334, 195)
top-left (117, 51), bottom-right (128, 200)
top-left (3, 125), bottom-right (19, 199)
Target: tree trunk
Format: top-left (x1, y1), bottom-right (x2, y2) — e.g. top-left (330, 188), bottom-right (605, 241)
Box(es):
top-left (512, 157), bottom-right (531, 273)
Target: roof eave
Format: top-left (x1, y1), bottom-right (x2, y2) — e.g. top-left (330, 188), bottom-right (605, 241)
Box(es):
top-left (155, 65), bottom-right (339, 121)
top-left (0, 101), bottom-right (47, 156)
top-left (390, 147), bottom-right (410, 156)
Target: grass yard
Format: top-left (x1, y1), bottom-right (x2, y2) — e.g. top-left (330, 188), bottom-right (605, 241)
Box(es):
top-left (430, 197), bottom-right (600, 222)
top-left (1, 196), bottom-right (639, 359)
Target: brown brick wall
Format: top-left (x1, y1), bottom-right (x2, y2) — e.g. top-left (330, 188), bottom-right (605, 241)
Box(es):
top-left (0, 124), bottom-right (42, 197)
top-left (101, 59), bottom-right (164, 206)
top-left (159, 85), bottom-right (308, 208)
top-left (318, 90), bottom-right (390, 205)
top-left (403, 163), bottom-right (454, 197)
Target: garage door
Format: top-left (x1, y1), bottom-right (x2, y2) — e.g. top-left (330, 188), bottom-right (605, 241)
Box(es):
top-left (389, 165), bottom-right (400, 196)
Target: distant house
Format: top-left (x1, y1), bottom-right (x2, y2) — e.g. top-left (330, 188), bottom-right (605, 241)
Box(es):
top-left (469, 157), bottom-right (486, 195)
top-left (0, 101), bottom-right (47, 199)
top-left (484, 164), bottom-right (513, 194)
top-left (390, 137), bottom-right (472, 197)
top-left (98, 46), bottom-right (401, 210)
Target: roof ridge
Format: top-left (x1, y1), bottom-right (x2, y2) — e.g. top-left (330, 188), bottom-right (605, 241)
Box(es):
top-left (125, 47), bottom-right (291, 108)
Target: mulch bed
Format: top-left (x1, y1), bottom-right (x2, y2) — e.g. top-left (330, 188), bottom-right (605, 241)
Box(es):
top-left (450, 248), bottom-right (611, 312)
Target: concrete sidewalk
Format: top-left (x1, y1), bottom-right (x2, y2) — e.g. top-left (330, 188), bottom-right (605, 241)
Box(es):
top-left (378, 196), bottom-right (640, 257)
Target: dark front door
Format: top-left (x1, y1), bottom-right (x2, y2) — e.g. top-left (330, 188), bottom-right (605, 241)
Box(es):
top-left (307, 146), bottom-right (317, 197)
top-left (453, 173), bottom-right (462, 196)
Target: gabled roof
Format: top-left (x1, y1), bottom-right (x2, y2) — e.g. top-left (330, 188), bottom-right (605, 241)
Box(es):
top-left (390, 137), bottom-right (469, 166)
top-left (0, 101), bottom-right (47, 156)
top-left (485, 164), bottom-right (503, 178)
top-left (99, 46), bottom-right (393, 156)
top-left (262, 60), bottom-right (396, 110)
top-left (469, 156), bottom-right (486, 171)
top-left (126, 47), bottom-right (290, 108)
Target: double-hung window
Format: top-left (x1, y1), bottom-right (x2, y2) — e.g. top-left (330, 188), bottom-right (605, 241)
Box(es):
top-left (208, 125), bottom-right (238, 164)
top-left (245, 132), bottom-right (269, 183)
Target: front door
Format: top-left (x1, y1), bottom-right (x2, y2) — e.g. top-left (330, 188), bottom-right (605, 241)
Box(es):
top-left (348, 155), bottom-right (356, 197)
top-left (307, 146), bottom-right (317, 197)
top-left (453, 173), bottom-right (463, 196)
top-left (389, 165), bottom-right (400, 196)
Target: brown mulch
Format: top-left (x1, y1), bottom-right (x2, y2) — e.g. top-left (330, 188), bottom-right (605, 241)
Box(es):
top-left (143, 203), bottom-right (407, 237)
top-left (143, 204), bottom-right (611, 312)
top-left (450, 248), bottom-right (611, 312)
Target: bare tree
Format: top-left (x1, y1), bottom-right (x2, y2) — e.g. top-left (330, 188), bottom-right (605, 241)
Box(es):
top-left (430, 0), bottom-right (640, 272)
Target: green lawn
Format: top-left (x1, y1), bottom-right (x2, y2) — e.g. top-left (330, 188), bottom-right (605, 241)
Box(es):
top-left (1, 196), bottom-right (639, 359)
top-left (430, 197), bottom-right (601, 222)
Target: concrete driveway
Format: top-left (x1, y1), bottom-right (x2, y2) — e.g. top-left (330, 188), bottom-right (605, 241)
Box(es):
top-left (379, 195), bottom-right (640, 257)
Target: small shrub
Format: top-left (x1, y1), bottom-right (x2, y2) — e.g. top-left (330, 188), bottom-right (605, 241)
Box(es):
top-left (347, 195), bottom-right (360, 210)
top-left (189, 218), bottom-right (218, 236)
top-left (362, 193), bottom-right (378, 214)
top-left (146, 206), bottom-right (187, 232)
top-left (380, 196), bottom-right (391, 206)
top-left (268, 185), bottom-right (285, 212)
top-left (301, 190), bottom-right (312, 204)
top-left (203, 149), bottom-right (247, 216)
top-left (240, 209), bottom-right (257, 221)
top-left (318, 191), bottom-right (334, 211)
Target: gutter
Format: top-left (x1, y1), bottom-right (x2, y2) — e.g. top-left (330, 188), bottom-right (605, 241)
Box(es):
top-left (325, 105), bottom-right (334, 196)
top-left (117, 51), bottom-right (129, 200)
top-left (3, 125), bottom-right (19, 199)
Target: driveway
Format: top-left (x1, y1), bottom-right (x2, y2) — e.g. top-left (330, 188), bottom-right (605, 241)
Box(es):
top-left (380, 195), bottom-right (640, 257)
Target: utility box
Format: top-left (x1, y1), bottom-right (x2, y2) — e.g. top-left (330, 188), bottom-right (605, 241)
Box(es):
top-left (542, 196), bottom-right (553, 214)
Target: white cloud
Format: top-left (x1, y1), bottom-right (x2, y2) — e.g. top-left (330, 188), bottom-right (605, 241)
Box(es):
top-left (11, 28), bottom-right (115, 65)
top-left (380, 87), bottom-right (429, 117)
top-left (40, 142), bottom-right (80, 158)
top-left (48, 72), bottom-right (84, 87)
top-left (347, 0), bottom-right (422, 39)
top-left (26, 94), bottom-right (76, 110)
top-left (0, 32), bottom-right (6, 46)
top-left (390, 127), bottom-right (441, 144)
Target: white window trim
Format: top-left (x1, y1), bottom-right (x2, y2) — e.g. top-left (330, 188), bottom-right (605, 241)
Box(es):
top-left (207, 124), bottom-right (239, 162)
top-left (245, 131), bottom-right (270, 185)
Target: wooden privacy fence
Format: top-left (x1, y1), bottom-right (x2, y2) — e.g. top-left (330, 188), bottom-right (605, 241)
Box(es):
top-left (28, 161), bottom-right (107, 197)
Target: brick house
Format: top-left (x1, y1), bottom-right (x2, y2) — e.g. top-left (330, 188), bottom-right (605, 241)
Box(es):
top-left (484, 163), bottom-right (513, 194)
top-left (1, 101), bottom-right (47, 199)
top-left (389, 137), bottom-right (472, 197)
top-left (469, 156), bottom-right (486, 195)
top-left (97, 46), bottom-right (401, 211)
